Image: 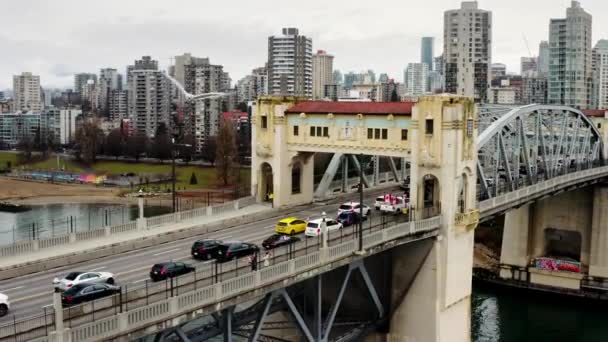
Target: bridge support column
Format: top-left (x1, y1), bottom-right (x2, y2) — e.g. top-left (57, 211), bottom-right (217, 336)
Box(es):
top-left (590, 186), bottom-right (608, 278)
top-left (342, 154), bottom-right (349, 192)
top-left (499, 205), bottom-right (531, 279)
top-left (390, 95), bottom-right (478, 342)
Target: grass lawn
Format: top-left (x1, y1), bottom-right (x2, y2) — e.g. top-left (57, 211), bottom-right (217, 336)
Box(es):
top-left (0, 152), bottom-right (17, 169)
top-left (27, 157), bottom-right (85, 173)
top-left (91, 161), bottom-right (250, 190)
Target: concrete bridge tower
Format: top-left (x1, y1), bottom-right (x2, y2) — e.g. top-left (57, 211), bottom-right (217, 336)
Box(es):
top-left (389, 95), bottom-right (479, 342)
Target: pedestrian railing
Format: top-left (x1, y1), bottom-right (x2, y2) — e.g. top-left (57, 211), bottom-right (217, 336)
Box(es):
top-left (0, 196), bottom-right (257, 258)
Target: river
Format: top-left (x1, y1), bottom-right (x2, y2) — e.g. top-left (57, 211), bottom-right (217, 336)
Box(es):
top-left (0, 203), bottom-right (170, 244)
top-left (472, 285), bottom-right (608, 342)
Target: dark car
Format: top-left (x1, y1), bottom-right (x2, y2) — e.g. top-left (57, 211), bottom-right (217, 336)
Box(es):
top-left (149, 262), bottom-right (195, 281)
top-left (336, 211), bottom-right (366, 227)
top-left (262, 234), bottom-right (300, 250)
top-left (216, 242), bottom-right (260, 263)
top-left (191, 239), bottom-right (223, 260)
top-left (61, 283), bottom-right (120, 306)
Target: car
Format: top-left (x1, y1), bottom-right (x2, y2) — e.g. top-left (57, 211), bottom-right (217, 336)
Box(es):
top-left (191, 239), bottom-right (223, 260)
top-left (149, 262), bottom-right (195, 281)
top-left (0, 293), bottom-right (9, 317)
top-left (61, 283), bottom-right (120, 306)
top-left (338, 202), bottom-right (370, 217)
top-left (380, 196), bottom-right (407, 215)
top-left (53, 271), bottom-right (116, 291)
top-left (374, 196), bottom-right (385, 210)
top-left (305, 218), bottom-right (342, 237)
top-left (262, 234), bottom-right (300, 250)
top-left (336, 211), bottom-right (366, 227)
top-left (216, 241), bottom-right (260, 263)
top-left (275, 217), bottom-right (307, 235)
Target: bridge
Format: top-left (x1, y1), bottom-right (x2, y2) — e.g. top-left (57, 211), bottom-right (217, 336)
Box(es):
top-left (2, 95), bottom-right (608, 342)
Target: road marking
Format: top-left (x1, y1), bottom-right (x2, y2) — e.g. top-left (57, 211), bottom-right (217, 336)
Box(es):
top-left (0, 286), bottom-right (23, 292)
top-left (133, 278), bottom-right (148, 284)
top-left (89, 267), bottom-right (106, 271)
top-left (13, 292), bottom-right (52, 303)
top-left (152, 248), bottom-right (180, 256)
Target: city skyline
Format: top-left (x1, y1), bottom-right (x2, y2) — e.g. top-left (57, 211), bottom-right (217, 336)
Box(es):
top-left (1, 0), bottom-right (607, 89)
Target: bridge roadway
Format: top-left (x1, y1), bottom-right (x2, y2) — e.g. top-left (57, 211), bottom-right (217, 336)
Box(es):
top-left (0, 188), bottom-right (397, 324)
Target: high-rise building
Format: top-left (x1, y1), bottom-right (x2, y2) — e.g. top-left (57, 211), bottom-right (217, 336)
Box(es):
top-left (74, 73), bottom-right (97, 95)
top-left (41, 107), bottom-right (81, 145)
top-left (173, 53), bottom-right (209, 87)
top-left (378, 79), bottom-right (401, 102)
top-left (13, 72), bottom-right (42, 112)
top-left (312, 50), bottom-right (334, 100)
top-left (0, 111), bottom-right (40, 147)
top-left (522, 72), bottom-right (548, 105)
top-left (378, 73), bottom-right (389, 84)
top-left (0, 92), bottom-right (4, 101)
top-left (521, 57), bottom-right (538, 75)
top-left (127, 56), bottom-right (171, 137)
top-left (443, 1), bottom-right (492, 102)
top-left (421, 37), bottom-right (435, 71)
top-left (592, 40), bottom-right (608, 109)
top-left (252, 66), bottom-right (268, 98)
top-left (538, 41), bottom-right (550, 75)
top-left (332, 70), bottom-right (343, 85)
top-left (267, 28), bottom-right (312, 97)
top-left (404, 63), bottom-right (429, 96)
top-left (98, 68), bottom-right (122, 116)
top-left (490, 63), bottom-right (507, 82)
top-left (109, 89), bottom-right (128, 121)
top-left (548, 1), bottom-right (592, 108)
top-left (183, 59), bottom-right (230, 152)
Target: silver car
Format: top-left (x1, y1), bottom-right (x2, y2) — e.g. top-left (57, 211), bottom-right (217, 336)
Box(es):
top-left (53, 271), bottom-right (116, 291)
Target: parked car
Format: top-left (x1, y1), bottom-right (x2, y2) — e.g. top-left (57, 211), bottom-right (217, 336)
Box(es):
top-left (262, 234), bottom-right (300, 250)
top-left (305, 218), bottom-right (342, 237)
top-left (380, 197), bottom-right (407, 215)
top-left (149, 262), bottom-right (195, 281)
top-left (191, 239), bottom-right (223, 260)
top-left (336, 211), bottom-right (366, 227)
top-left (338, 202), bottom-right (371, 217)
top-left (61, 283), bottom-right (120, 306)
top-left (53, 271), bottom-right (116, 291)
top-left (374, 196), bottom-right (385, 210)
top-left (0, 293), bottom-right (9, 317)
top-left (216, 242), bottom-right (260, 263)
top-left (275, 217), bottom-right (307, 235)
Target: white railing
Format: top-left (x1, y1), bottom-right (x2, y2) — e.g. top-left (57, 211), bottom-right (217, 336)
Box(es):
top-left (479, 166), bottom-right (608, 216)
top-left (0, 196), bottom-right (257, 258)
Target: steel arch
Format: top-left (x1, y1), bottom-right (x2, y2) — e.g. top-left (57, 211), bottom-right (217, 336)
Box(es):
top-left (477, 105), bottom-right (604, 200)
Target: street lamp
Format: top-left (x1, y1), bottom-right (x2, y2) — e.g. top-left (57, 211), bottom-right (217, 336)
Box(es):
top-left (321, 211), bottom-right (328, 249)
top-left (357, 154), bottom-right (373, 253)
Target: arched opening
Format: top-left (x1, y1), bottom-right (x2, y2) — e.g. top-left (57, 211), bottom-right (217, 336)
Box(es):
top-left (422, 174), bottom-right (440, 219)
top-left (543, 228), bottom-right (582, 262)
top-left (260, 163), bottom-right (273, 202)
top-left (458, 173), bottom-right (469, 213)
top-left (292, 162), bottom-right (302, 194)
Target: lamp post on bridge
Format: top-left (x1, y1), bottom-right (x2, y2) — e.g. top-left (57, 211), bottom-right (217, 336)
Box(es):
top-left (357, 154), bottom-right (373, 254)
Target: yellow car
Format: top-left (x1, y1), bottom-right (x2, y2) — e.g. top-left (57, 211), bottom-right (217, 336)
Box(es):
top-left (275, 217), bottom-right (307, 235)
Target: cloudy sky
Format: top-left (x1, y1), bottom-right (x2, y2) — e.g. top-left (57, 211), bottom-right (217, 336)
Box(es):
top-left (1, 0), bottom-right (606, 90)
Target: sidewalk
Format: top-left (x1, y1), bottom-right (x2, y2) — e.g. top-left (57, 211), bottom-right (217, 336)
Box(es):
top-left (0, 204), bottom-right (270, 271)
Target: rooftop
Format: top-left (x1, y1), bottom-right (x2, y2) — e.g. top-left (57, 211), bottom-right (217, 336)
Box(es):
top-left (285, 101), bottom-right (414, 115)
top-left (582, 109), bottom-right (608, 117)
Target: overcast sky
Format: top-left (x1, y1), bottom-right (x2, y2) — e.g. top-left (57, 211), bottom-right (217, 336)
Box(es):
top-left (1, 0), bottom-right (606, 90)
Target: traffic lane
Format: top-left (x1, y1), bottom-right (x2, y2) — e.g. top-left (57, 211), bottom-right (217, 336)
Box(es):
top-left (6, 208), bottom-right (399, 321)
top-left (0, 190), bottom-right (393, 320)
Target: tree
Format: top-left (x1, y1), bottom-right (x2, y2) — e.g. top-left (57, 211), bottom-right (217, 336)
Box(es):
top-left (16, 136), bottom-right (34, 163)
top-left (74, 119), bottom-right (104, 163)
top-left (126, 132), bottom-right (148, 161)
top-left (390, 89), bottom-right (399, 102)
top-left (178, 134), bottom-right (195, 163)
top-left (201, 137), bottom-right (217, 166)
top-left (236, 102), bottom-right (248, 113)
top-left (216, 119), bottom-right (238, 186)
top-left (152, 130), bottom-right (172, 161)
top-left (189, 172), bottom-right (198, 185)
top-left (105, 129), bottom-right (124, 159)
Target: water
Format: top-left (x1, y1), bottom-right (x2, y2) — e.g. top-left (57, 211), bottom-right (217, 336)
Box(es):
top-left (472, 285), bottom-right (608, 342)
top-left (0, 203), bottom-right (170, 244)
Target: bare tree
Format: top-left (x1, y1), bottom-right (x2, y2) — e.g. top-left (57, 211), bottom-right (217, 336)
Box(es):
top-left (105, 129), bottom-right (124, 159)
top-left (126, 132), bottom-right (148, 161)
top-left (215, 119), bottom-right (237, 186)
top-left (74, 119), bottom-right (104, 164)
top-left (201, 136), bottom-right (217, 166)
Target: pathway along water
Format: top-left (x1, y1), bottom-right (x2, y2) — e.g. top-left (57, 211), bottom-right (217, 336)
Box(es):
top-left (0, 203), bottom-right (170, 244)
top-left (472, 285), bottom-right (608, 342)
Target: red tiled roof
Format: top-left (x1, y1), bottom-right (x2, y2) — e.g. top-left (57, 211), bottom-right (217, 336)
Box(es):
top-left (582, 109), bottom-right (608, 117)
top-left (285, 101), bottom-right (414, 115)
